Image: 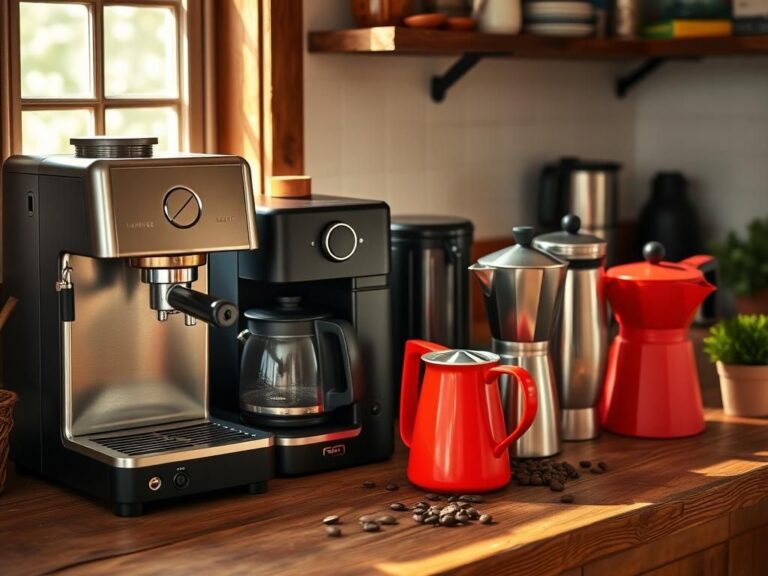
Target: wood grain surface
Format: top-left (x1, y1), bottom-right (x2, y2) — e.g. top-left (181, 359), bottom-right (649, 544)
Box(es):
top-left (1, 402), bottom-right (767, 575)
top-left (308, 27), bottom-right (768, 59)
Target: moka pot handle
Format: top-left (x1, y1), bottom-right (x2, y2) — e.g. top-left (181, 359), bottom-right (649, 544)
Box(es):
top-left (400, 339), bottom-right (448, 448)
top-left (484, 365), bottom-right (538, 458)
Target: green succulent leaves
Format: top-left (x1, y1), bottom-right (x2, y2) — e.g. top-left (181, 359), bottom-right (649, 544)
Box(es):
top-left (704, 314), bottom-right (768, 365)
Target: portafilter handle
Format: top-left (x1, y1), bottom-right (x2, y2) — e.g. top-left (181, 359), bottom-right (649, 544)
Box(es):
top-left (167, 285), bottom-right (238, 328)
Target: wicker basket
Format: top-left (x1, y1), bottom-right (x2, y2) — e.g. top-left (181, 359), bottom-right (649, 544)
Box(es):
top-left (0, 389), bottom-right (18, 494)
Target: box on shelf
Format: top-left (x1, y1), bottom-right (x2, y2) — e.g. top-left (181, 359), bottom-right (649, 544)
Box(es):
top-left (734, 17), bottom-right (768, 34)
top-left (642, 19), bottom-right (733, 38)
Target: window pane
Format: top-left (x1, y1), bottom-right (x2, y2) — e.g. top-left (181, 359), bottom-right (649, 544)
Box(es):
top-left (104, 6), bottom-right (178, 98)
top-left (20, 3), bottom-right (92, 99)
top-left (22, 109), bottom-right (95, 155)
top-left (106, 107), bottom-right (179, 152)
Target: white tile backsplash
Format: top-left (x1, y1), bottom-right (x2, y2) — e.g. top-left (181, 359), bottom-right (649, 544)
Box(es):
top-left (304, 1), bottom-right (767, 241)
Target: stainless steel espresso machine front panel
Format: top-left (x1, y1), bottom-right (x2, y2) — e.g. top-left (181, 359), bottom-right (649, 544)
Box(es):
top-left (2, 137), bottom-right (273, 515)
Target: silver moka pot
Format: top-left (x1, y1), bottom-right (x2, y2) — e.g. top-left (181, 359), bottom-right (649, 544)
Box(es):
top-left (534, 215), bottom-right (608, 441)
top-left (470, 226), bottom-right (567, 458)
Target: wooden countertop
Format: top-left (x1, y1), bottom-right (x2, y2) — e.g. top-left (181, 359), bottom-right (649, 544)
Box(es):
top-left (2, 383), bottom-right (768, 576)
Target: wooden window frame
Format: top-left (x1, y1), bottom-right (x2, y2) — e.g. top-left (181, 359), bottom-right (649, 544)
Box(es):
top-left (4, 0), bottom-right (207, 155)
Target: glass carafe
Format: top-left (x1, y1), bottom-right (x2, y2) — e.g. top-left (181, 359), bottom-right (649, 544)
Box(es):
top-left (238, 298), bottom-right (363, 427)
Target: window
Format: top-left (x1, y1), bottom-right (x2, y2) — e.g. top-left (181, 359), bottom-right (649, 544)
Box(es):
top-left (8, 0), bottom-right (205, 155)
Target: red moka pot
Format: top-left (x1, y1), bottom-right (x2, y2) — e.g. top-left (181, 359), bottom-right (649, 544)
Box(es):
top-left (400, 340), bottom-right (538, 493)
top-left (601, 242), bottom-right (716, 438)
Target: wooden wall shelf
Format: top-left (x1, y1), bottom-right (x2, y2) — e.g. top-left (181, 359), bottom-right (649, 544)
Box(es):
top-left (308, 28), bottom-right (768, 99)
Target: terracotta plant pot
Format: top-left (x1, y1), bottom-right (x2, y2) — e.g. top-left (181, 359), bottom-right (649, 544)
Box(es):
top-left (716, 362), bottom-right (768, 417)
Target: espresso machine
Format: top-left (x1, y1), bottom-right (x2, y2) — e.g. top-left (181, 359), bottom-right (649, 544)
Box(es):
top-left (2, 137), bottom-right (273, 516)
top-left (470, 226), bottom-right (567, 458)
top-left (209, 190), bottom-right (394, 475)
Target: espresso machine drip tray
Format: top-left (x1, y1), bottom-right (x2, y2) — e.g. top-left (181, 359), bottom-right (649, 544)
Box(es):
top-left (66, 419), bottom-right (272, 468)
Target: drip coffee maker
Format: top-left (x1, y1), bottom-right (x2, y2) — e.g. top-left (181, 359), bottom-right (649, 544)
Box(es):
top-left (470, 226), bottom-right (567, 457)
top-left (2, 137), bottom-right (273, 516)
top-left (210, 189), bottom-right (393, 475)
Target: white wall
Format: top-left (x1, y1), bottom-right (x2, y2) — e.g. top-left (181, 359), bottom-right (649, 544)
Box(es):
top-left (633, 58), bottom-right (768, 240)
top-left (304, 0), bottom-right (636, 239)
top-left (305, 1), bottom-right (768, 242)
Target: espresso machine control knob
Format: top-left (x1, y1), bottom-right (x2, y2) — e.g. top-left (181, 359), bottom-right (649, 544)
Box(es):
top-left (321, 222), bottom-right (358, 262)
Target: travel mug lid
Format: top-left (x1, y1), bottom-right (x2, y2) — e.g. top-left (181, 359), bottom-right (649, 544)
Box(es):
top-left (533, 215), bottom-right (607, 260)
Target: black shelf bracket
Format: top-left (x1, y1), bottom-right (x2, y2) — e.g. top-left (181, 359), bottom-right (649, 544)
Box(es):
top-left (431, 53), bottom-right (483, 103)
top-left (616, 57), bottom-right (666, 98)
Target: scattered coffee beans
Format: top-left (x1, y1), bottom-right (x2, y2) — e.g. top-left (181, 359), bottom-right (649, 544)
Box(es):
top-left (362, 481), bottom-right (376, 489)
top-left (412, 513), bottom-right (425, 523)
top-left (598, 462), bottom-right (608, 471)
top-left (479, 514), bottom-right (493, 525)
top-left (385, 483), bottom-right (399, 491)
top-left (390, 502), bottom-right (407, 511)
top-left (440, 515), bottom-right (458, 527)
top-left (322, 515), bottom-right (340, 525)
top-left (579, 460), bottom-right (591, 469)
top-left (377, 515), bottom-right (398, 525)
top-left (560, 494), bottom-right (575, 504)
top-left (358, 514), bottom-right (377, 524)
top-left (459, 494), bottom-right (484, 503)
top-left (550, 480), bottom-right (565, 492)
top-left (362, 521), bottom-right (381, 532)
top-left (590, 466), bottom-right (604, 475)
top-left (425, 493), bottom-right (441, 501)
top-left (326, 526), bottom-right (342, 537)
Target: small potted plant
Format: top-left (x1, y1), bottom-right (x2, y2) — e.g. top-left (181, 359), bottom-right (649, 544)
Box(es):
top-left (703, 314), bottom-right (768, 417)
top-left (711, 216), bottom-right (768, 314)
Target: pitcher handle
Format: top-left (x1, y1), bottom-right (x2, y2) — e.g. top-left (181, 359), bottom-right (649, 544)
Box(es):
top-left (400, 339), bottom-right (447, 448)
top-left (484, 366), bottom-right (538, 458)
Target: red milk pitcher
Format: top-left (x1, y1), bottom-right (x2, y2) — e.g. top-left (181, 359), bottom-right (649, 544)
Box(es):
top-left (400, 340), bottom-right (538, 493)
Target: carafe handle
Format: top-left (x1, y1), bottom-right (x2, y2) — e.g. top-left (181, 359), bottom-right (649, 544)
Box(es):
top-left (400, 339), bottom-right (447, 448)
top-left (484, 366), bottom-right (538, 458)
top-left (316, 319), bottom-right (364, 411)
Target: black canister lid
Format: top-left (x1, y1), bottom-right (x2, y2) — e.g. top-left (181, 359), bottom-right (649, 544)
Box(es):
top-left (390, 215), bottom-right (474, 240)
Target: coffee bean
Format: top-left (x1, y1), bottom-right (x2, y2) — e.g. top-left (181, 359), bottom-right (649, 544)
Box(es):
top-left (440, 515), bottom-right (458, 527)
top-left (590, 467), bottom-right (604, 475)
top-left (560, 494), bottom-right (575, 504)
top-left (479, 514), bottom-right (493, 525)
top-left (531, 475), bottom-right (543, 486)
top-left (425, 493), bottom-right (441, 501)
top-left (390, 502), bottom-right (407, 511)
top-left (326, 526), bottom-right (342, 537)
top-left (517, 476), bottom-right (531, 486)
top-left (550, 480), bottom-right (565, 492)
top-left (377, 515), bottom-right (398, 525)
top-left (459, 495), bottom-right (484, 503)
top-left (416, 501), bottom-right (430, 508)
top-left (322, 515), bottom-right (340, 525)
top-left (358, 514), bottom-right (377, 524)
top-left (424, 515), bottom-right (438, 524)
top-left (412, 513), bottom-right (425, 523)
top-left (569, 471), bottom-right (580, 480)
top-left (362, 481), bottom-right (376, 488)
top-left (362, 521), bottom-right (380, 532)
top-left (456, 512), bottom-right (470, 523)
top-left (448, 494), bottom-right (459, 502)
top-left (467, 508), bottom-right (480, 520)
top-left (579, 461), bottom-right (591, 469)
top-left (386, 483), bottom-right (399, 491)
top-left (457, 501), bottom-right (471, 509)
top-left (598, 461), bottom-right (608, 471)
top-left (441, 505), bottom-right (458, 515)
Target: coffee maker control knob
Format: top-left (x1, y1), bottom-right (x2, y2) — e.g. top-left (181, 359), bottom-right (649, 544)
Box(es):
top-left (322, 222), bottom-right (358, 262)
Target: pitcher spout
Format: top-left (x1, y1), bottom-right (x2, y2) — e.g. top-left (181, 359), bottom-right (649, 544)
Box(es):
top-left (469, 264), bottom-right (494, 295)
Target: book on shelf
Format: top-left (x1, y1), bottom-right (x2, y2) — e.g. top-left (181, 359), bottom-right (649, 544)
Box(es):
top-left (642, 19), bottom-right (733, 38)
top-left (734, 16), bottom-right (768, 34)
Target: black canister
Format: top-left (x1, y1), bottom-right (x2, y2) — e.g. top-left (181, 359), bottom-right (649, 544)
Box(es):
top-left (636, 172), bottom-right (702, 262)
top-left (390, 216), bottom-right (474, 404)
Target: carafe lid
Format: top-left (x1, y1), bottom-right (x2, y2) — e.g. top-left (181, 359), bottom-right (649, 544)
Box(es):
top-left (533, 215), bottom-right (607, 260)
top-left (607, 242), bottom-right (706, 282)
top-left (476, 226), bottom-right (567, 269)
top-left (422, 349), bottom-right (499, 366)
top-left (244, 296), bottom-right (328, 323)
